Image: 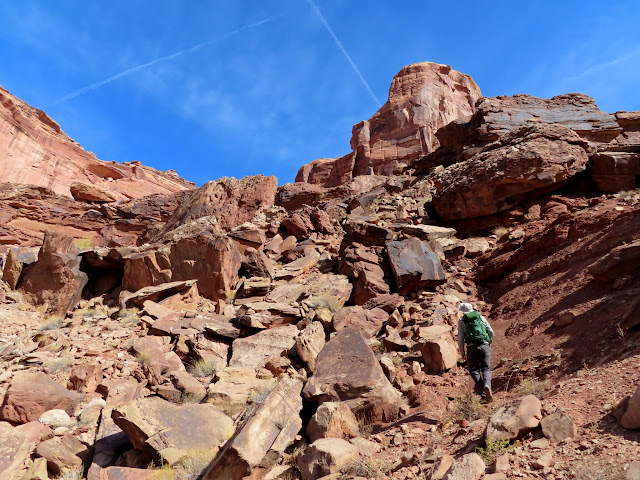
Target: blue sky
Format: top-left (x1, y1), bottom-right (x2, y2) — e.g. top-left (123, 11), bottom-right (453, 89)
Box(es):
top-left (1, 1), bottom-right (639, 186)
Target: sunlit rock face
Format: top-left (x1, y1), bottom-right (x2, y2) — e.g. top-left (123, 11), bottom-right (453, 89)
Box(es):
top-left (296, 62), bottom-right (482, 186)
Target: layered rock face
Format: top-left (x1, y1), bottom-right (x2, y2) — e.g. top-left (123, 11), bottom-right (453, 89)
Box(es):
top-left (424, 92), bottom-right (639, 221)
top-left (0, 86), bottom-right (194, 200)
top-left (0, 182), bottom-right (192, 247)
top-left (295, 62), bottom-right (482, 186)
top-left (155, 175), bottom-right (278, 237)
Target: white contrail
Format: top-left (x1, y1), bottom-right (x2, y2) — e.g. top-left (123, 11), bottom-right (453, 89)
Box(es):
top-left (305, 0), bottom-right (381, 108)
top-left (48, 16), bottom-right (279, 107)
top-left (568, 46), bottom-right (640, 81)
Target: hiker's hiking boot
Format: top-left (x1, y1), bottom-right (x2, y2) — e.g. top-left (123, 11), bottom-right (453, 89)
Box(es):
top-left (483, 384), bottom-right (493, 403)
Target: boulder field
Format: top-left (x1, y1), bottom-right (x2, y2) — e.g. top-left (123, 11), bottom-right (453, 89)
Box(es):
top-left (1, 62), bottom-right (640, 479)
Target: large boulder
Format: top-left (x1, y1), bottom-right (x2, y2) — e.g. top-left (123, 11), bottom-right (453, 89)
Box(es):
top-left (541, 409), bottom-right (577, 442)
top-left (123, 229), bottom-right (241, 302)
top-left (18, 230), bottom-right (88, 315)
top-left (296, 62), bottom-right (481, 186)
top-left (387, 237), bottom-right (445, 295)
top-left (621, 384), bottom-right (640, 430)
top-left (155, 175), bottom-right (277, 237)
top-left (111, 397), bottom-right (234, 465)
top-left (418, 325), bottom-right (458, 372)
top-left (432, 124), bottom-right (589, 221)
top-left (202, 375), bottom-right (303, 479)
top-left (0, 372), bottom-right (81, 424)
top-left (296, 438), bottom-right (360, 480)
top-left (35, 434), bottom-right (91, 475)
top-left (485, 395), bottom-right (542, 442)
top-left (303, 328), bottom-right (402, 421)
top-left (281, 205), bottom-right (335, 239)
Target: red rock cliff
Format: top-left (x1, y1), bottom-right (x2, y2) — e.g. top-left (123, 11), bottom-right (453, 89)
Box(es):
top-left (0, 86), bottom-right (194, 200)
top-left (296, 62), bottom-right (482, 187)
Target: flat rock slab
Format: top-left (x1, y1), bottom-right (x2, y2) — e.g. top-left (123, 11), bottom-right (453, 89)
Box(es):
top-left (297, 438), bottom-right (360, 480)
top-left (418, 325), bottom-right (458, 372)
top-left (203, 376), bottom-right (303, 479)
top-left (332, 306), bottom-right (388, 338)
top-left (303, 328), bottom-right (402, 421)
top-left (442, 453), bottom-right (485, 480)
top-left (121, 280), bottom-right (198, 308)
top-left (486, 394), bottom-right (542, 442)
top-left (387, 237), bottom-right (445, 295)
top-left (541, 409), bottom-right (577, 442)
top-left (0, 422), bottom-right (34, 478)
top-left (35, 434), bottom-right (91, 475)
top-left (229, 325), bottom-right (299, 370)
top-left (112, 396), bottom-right (234, 465)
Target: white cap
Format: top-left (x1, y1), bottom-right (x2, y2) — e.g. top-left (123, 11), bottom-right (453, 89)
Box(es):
top-left (459, 303), bottom-right (473, 313)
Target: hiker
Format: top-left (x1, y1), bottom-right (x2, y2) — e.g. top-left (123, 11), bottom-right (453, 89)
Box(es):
top-left (458, 303), bottom-right (494, 402)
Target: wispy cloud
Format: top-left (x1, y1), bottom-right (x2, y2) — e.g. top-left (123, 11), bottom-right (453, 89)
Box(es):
top-left (47, 16), bottom-right (280, 107)
top-left (304, 0), bottom-right (381, 108)
top-left (567, 46), bottom-right (640, 81)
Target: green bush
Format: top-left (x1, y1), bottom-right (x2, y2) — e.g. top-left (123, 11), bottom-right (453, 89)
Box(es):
top-left (453, 392), bottom-right (485, 422)
top-left (476, 438), bottom-right (514, 464)
top-left (516, 378), bottom-right (549, 399)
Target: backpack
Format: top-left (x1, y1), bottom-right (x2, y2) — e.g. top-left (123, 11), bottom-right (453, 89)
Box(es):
top-left (462, 311), bottom-right (490, 345)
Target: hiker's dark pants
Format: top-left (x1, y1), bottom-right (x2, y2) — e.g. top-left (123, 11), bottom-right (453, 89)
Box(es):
top-left (467, 343), bottom-right (491, 395)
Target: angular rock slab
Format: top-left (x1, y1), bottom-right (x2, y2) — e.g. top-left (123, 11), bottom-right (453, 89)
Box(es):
top-left (0, 372), bottom-right (80, 424)
top-left (35, 434), bottom-right (91, 475)
top-left (112, 397), bottom-right (234, 465)
top-left (387, 237), bottom-right (445, 295)
top-left (202, 375), bottom-right (303, 479)
top-left (485, 395), bottom-right (542, 442)
top-left (297, 438), bottom-right (360, 480)
top-left (70, 182), bottom-right (116, 203)
top-left (418, 325), bottom-right (458, 372)
top-left (87, 380), bottom-right (143, 480)
top-left (541, 409), bottom-right (577, 442)
top-left (442, 453), bottom-right (485, 480)
top-left (332, 306), bottom-right (388, 339)
top-left (432, 124), bottom-right (589, 221)
top-left (206, 368), bottom-right (276, 419)
top-left (296, 322), bottom-right (326, 372)
top-left (306, 402), bottom-right (360, 443)
top-left (303, 328), bottom-right (402, 421)
top-left (156, 175), bottom-right (278, 237)
top-left (123, 231), bottom-right (241, 302)
top-left (0, 422), bottom-right (34, 479)
top-left (229, 325), bottom-right (299, 370)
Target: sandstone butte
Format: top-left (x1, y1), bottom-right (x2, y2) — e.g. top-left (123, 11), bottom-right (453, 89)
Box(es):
top-left (295, 62), bottom-right (482, 187)
top-left (1, 61), bottom-right (640, 480)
